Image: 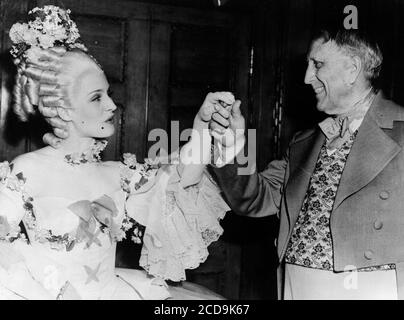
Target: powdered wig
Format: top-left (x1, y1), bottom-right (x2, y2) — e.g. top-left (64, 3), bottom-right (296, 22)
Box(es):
top-left (12, 47), bottom-right (100, 145)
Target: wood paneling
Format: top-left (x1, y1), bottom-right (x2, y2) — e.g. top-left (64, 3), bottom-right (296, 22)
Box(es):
top-left (74, 16), bottom-right (126, 83)
top-left (39, 0), bottom-right (237, 27)
top-left (0, 0), bottom-right (33, 161)
top-left (124, 19), bottom-right (151, 158)
top-left (147, 21), bottom-right (171, 137)
top-left (168, 24), bottom-right (235, 145)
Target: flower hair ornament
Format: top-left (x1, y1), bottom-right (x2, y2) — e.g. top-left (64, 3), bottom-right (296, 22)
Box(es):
top-left (8, 5), bottom-right (98, 147)
top-left (9, 5), bottom-right (87, 65)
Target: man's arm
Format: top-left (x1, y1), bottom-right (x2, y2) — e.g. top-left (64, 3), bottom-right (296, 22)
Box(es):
top-left (209, 100), bottom-right (287, 217)
top-left (211, 148), bottom-right (287, 218)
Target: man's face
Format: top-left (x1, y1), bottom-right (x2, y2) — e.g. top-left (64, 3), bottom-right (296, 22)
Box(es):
top-left (304, 39), bottom-right (354, 115)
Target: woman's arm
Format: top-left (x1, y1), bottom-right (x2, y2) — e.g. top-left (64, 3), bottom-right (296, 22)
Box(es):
top-left (177, 92), bottom-right (235, 188)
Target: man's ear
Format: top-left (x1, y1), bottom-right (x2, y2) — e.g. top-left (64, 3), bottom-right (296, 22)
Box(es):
top-left (57, 107), bottom-right (73, 121)
top-left (348, 55), bottom-right (362, 85)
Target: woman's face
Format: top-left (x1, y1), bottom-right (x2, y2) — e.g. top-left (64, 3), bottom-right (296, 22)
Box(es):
top-left (65, 54), bottom-right (117, 139)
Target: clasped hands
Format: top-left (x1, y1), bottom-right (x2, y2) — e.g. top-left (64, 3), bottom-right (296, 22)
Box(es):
top-left (194, 91), bottom-right (245, 154)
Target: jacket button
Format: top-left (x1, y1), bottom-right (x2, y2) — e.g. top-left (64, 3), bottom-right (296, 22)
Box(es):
top-left (373, 219), bottom-right (383, 230)
top-left (379, 191), bottom-right (389, 200)
top-left (364, 250), bottom-right (374, 260)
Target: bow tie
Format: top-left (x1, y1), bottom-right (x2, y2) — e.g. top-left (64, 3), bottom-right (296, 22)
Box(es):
top-left (318, 91), bottom-right (376, 150)
top-left (318, 116), bottom-right (352, 150)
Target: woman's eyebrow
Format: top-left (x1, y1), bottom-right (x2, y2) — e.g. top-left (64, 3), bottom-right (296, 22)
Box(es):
top-left (87, 89), bottom-right (103, 96)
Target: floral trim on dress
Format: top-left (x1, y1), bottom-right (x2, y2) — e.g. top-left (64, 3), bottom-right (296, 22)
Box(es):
top-left (0, 215), bottom-right (26, 243)
top-left (0, 159), bottom-right (152, 251)
top-left (0, 162), bottom-right (27, 243)
top-left (120, 153), bottom-right (161, 192)
top-left (64, 140), bottom-right (108, 166)
top-left (119, 153), bottom-right (164, 244)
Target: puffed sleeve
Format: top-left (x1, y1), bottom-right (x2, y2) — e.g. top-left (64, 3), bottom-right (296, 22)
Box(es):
top-left (123, 156), bottom-right (230, 282)
top-left (0, 161), bottom-right (28, 227)
top-left (0, 161), bottom-right (72, 299)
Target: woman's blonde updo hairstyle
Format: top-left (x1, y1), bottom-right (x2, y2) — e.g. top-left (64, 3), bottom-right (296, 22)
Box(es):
top-left (9, 5), bottom-right (93, 146)
top-left (13, 47), bottom-right (101, 146)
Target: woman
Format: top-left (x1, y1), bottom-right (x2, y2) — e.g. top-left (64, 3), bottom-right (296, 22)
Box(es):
top-left (0, 5), bottom-right (233, 300)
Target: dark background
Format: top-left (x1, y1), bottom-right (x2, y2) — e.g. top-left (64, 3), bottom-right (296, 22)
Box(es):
top-left (0, 0), bottom-right (403, 299)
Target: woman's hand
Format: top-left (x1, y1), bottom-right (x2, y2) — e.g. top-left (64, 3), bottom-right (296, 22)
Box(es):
top-left (194, 92), bottom-right (235, 129)
top-left (178, 92), bottom-right (234, 187)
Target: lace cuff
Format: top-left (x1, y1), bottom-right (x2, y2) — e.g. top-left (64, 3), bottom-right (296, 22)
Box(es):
top-left (125, 165), bottom-right (230, 282)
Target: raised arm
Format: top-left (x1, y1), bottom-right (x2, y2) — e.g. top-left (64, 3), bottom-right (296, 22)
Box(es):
top-left (178, 92), bottom-right (235, 188)
top-left (209, 100), bottom-right (288, 217)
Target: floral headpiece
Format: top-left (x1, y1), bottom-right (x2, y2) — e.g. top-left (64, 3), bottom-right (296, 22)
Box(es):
top-left (9, 5), bottom-right (87, 64)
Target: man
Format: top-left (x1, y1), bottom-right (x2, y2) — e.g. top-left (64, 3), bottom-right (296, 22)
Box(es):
top-left (209, 29), bottom-right (404, 299)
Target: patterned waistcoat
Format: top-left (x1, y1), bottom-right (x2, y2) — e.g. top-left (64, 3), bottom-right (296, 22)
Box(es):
top-left (284, 131), bottom-right (394, 272)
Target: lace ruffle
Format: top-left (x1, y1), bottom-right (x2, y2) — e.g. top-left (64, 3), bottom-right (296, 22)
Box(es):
top-left (126, 165), bottom-right (230, 282)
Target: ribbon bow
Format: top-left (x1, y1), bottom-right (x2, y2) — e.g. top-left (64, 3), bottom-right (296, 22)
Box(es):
top-left (318, 116), bottom-right (351, 150)
top-left (318, 90), bottom-right (376, 150)
top-left (68, 195), bottom-right (118, 242)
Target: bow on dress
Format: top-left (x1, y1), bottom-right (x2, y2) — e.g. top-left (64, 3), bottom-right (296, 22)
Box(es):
top-left (68, 195), bottom-right (119, 244)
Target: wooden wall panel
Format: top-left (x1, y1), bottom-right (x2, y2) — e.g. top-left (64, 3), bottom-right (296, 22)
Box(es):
top-left (0, 0), bottom-right (33, 161)
top-left (74, 16), bottom-right (126, 83)
top-left (38, 0), bottom-right (236, 27)
top-left (146, 20), bottom-right (171, 156)
top-left (123, 19), bottom-right (150, 159)
top-left (169, 24), bottom-right (233, 136)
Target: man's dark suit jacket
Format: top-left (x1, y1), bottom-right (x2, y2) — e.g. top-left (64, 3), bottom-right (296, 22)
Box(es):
top-left (212, 93), bottom-right (404, 299)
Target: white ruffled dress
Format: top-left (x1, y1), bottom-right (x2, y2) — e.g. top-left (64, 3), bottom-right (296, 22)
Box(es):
top-left (0, 155), bottom-right (229, 300)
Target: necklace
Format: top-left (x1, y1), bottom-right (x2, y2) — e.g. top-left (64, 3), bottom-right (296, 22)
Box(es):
top-left (64, 139), bottom-right (108, 166)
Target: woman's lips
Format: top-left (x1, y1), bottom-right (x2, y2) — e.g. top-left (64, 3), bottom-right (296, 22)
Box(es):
top-left (105, 114), bottom-right (115, 123)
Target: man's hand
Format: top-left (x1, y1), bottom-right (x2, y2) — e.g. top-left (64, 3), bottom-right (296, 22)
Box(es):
top-left (210, 99), bottom-right (245, 148)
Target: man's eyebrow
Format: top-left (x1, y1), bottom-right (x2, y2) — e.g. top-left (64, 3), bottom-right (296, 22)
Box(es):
top-left (307, 57), bottom-right (322, 63)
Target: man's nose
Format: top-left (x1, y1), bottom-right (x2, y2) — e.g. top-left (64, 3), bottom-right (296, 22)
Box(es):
top-left (304, 65), bottom-right (314, 84)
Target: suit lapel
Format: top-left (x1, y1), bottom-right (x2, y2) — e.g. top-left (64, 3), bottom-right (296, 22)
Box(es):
top-left (285, 129), bottom-right (325, 226)
top-left (333, 98), bottom-right (402, 210)
top-left (284, 93), bottom-right (404, 225)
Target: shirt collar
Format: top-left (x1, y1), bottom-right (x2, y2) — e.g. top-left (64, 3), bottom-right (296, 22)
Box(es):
top-left (319, 88), bottom-right (375, 138)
